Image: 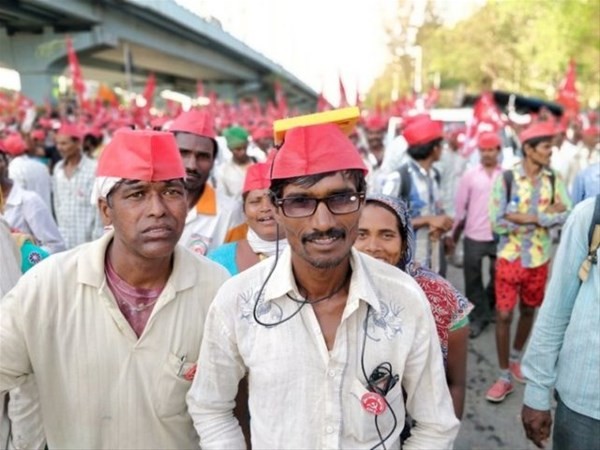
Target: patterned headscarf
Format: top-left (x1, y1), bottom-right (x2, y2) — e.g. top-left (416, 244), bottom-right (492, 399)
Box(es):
top-left (365, 194), bottom-right (417, 276)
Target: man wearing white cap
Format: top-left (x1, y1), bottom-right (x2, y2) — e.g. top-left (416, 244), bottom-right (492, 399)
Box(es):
top-left (0, 129), bottom-right (230, 449)
top-left (188, 118), bottom-right (459, 449)
top-left (169, 110), bottom-right (243, 256)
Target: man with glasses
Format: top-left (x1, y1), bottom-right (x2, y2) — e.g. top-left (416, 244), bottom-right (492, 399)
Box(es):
top-left (187, 120), bottom-right (459, 449)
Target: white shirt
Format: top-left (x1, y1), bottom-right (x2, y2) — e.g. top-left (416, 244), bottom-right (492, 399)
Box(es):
top-left (52, 155), bottom-right (101, 249)
top-left (3, 184), bottom-right (65, 254)
top-left (217, 160), bottom-right (253, 199)
top-left (8, 156), bottom-right (52, 210)
top-left (0, 232), bottom-right (230, 449)
top-left (187, 247), bottom-right (460, 450)
top-left (551, 140), bottom-right (580, 189)
top-left (179, 185), bottom-right (244, 256)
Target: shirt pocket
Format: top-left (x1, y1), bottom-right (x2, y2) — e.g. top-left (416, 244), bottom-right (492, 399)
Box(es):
top-left (154, 352), bottom-right (196, 418)
top-left (344, 378), bottom-right (405, 443)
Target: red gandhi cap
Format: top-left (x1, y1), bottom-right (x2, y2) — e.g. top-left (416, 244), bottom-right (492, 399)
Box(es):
top-left (519, 122), bottom-right (556, 144)
top-left (270, 123), bottom-right (367, 180)
top-left (364, 114), bottom-right (387, 131)
top-left (2, 134), bottom-right (27, 156)
top-left (57, 122), bottom-right (83, 140)
top-left (169, 109), bottom-right (216, 139)
top-left (403, 117), bottom-right (443, 146)
top-left (583, 126), bottom-right (600, 138)
top-left (242, 162), bottom-right (271, 193)
top-left (96, 129), bottom-right (185, 181)
top-left (30, 129), bottom-right (46, 141)
top-left (477, 132), bottom-right (501, 149)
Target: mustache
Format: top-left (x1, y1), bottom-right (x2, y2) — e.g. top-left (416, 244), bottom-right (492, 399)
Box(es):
top-left (302, 228), bottom-right (345, 243)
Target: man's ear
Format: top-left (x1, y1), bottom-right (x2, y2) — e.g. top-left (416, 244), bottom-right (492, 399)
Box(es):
top-left (97, 198), bottom-right (113, 227)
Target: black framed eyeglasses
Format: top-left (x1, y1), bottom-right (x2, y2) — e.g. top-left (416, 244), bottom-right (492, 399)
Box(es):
top-left (274, 192), bottom-right (366, 218)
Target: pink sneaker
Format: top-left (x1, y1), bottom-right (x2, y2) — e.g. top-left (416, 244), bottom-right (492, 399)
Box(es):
top-left (510, 361), bottom-right (525, 384)
top-left (486, 379), bottom-right (514, 403)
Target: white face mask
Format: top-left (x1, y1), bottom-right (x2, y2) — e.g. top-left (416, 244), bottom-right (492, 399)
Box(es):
top-left (246, 227), bottom-right (287, 258)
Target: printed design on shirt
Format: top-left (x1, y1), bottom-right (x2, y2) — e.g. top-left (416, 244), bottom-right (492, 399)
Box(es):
top-left (27, 251), bottom-right (43, 266)
top-left (239, 287), bottom-right (283, 325)
top-left (188, 233), bottom-right (211, 256)
top-left (367, 300), bottom-right (404, 340)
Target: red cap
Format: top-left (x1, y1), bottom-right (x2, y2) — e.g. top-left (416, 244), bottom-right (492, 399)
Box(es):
top-left (31, 129), bottom-right (46, 141)
top-left (169, 109), bottom-right (215, 138)
top-left (583, 126), bottom-right (600, 138)
top-left (403, 117), bottom-right (443, 146)
top-left (242, 162), bottom-right (271, 193)
top-left (364, 115), bottom-right (387, 131)
top-left (84, 126), bottom-right (103, 139)
top-left (477, 132), bottom-right (501, 149)
top-left (150, 116), bottom-right (170, 130)
top-left (251, 126), bottom-right (272, 141)
top-left (96, 129), bottom-right (185, 181)
top-left (270, 123), bottom-right (367, 180)
top-left (519, 122), bottom-right (556, 144)
top-left (2, 134), bottom-right (27, 156)
top-left (57, 122), bottom-right (82, 140)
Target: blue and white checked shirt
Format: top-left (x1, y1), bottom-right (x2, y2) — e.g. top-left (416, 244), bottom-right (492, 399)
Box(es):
top-left (522, 196), bottom-right (600, 419)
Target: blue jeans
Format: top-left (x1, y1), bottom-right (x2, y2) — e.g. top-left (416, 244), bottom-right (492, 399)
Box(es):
top-left (554, 392), bottom-right (600, 450)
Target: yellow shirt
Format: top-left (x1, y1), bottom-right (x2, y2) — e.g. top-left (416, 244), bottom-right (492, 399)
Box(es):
top-left (0, 232), bottom-right (230, 449)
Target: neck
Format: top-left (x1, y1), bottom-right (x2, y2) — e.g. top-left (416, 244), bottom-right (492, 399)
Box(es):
top-left (481, 163), bottom-right (497, 173)
top-left (417, 157), bottom-right (434, 171)
top-left (523, 157), bottom-right (543, 178)
top-left (292, 256), bottom-right (352, 301)
top-left (107, 241), bottom-right (173, 289)
top-left (187, 184), bottom-right (205, 210)
top-left (64, 151), bottom-right (82, 167)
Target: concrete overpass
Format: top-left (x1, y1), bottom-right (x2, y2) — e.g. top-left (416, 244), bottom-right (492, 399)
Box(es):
top-left (0, 0), bottom-right (317, 109)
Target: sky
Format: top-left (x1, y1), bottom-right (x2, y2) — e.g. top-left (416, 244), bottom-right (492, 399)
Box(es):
top-left (175, 0), bottom-right (484, 106)
top-left (176, 0), bottom-right (396, 106)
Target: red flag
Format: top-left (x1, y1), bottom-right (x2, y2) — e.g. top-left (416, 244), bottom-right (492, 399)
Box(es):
top-left (338, 75), bottom-right (348, 107)
top-left (316, 91), bottom-right (330, 112)
top-left (424, 87), bottom-right (439, 109)
top-left (556, 59), bottom-right (579, 117)
top-left (460, 91), bottom-right (503, 158)
top-left (65, 36), bottom-right (85, 104)
top-left (274, 80), bottom-right (287, 118)
top-left (142, 73), bottom-right (156, 109)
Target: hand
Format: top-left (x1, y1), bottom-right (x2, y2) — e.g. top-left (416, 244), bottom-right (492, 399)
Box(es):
top-left (545, 202), bottom-right (567, 214)
top-left (522, 405), bottom-right (552, 449)
top-left (429, 215), bottom-right (454, 233)
top-left (444, 235), bottom-right (456, 255)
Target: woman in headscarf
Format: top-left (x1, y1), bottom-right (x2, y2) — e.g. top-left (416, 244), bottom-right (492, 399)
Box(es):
top-left (208, 162), bottom-right (286, 275)
top-left (355, 193), bottom-right (472, 419)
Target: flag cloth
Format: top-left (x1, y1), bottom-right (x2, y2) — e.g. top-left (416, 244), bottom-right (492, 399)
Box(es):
top-left (142, 73), bottom-right (156, 109)
top-left (66, 36), bottom-right (85, 104)
top-left (556, 59), bottom-right (579, 118)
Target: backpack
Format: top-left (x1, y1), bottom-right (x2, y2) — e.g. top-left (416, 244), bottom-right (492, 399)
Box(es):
top-left (578, 194), bottom-right (600, 282)
top-left (502, 169), bottom-right (556, 205)
top-left (398, 163), bottom-right (441, 208)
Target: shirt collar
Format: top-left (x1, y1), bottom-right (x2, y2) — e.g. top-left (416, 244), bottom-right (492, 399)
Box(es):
top-left (77, 231), bottom-right (197, 293)
top-left (263, 246), bottom-right (382, 314)
top-left (195, 183), bottom-right (217, 216)
top-left (515, 163), bottom-right (553, 180)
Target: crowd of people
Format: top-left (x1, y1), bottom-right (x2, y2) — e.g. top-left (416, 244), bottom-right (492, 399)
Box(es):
top-left (0, 98), bottom-right (598, 449)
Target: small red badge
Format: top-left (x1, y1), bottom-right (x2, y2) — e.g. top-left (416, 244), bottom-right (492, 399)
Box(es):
top-left (361, 392), bottom-right (387, 416)
top-left (183, 364), bottom-right (197, 381)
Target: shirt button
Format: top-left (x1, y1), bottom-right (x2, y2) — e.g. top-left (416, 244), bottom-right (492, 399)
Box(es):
top-left (328, 369), bottom-right (336, 377)
top-left (326, 425), bottom-right (334, 434)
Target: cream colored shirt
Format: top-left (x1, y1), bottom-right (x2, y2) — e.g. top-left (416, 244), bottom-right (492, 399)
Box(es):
top-left (187, 248), bottom-right (460, 449)
top-left (0, 232), bottom-right (230, 449)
